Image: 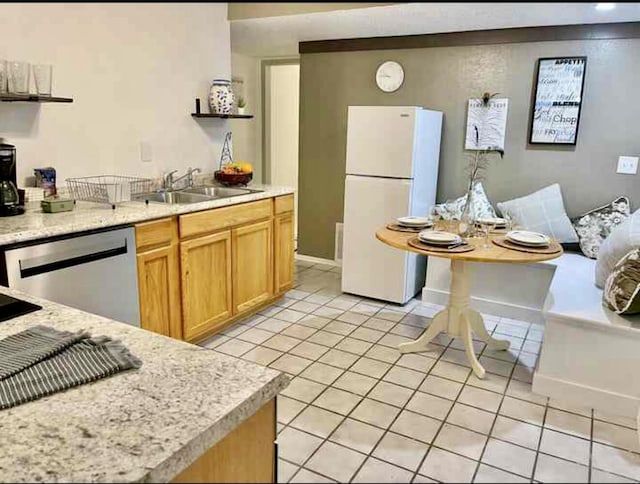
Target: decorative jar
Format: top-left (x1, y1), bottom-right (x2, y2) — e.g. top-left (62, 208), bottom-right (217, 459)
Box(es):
top-left (208, 79), bottom-right (234, 115)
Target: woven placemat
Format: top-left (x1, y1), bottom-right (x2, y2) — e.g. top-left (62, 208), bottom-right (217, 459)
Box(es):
top-left (386, 223), bottom-right (430, 233)
top-left (408, 237), bottom-right (475, 253)
top-left (493, 236), bottom-right (562, 254)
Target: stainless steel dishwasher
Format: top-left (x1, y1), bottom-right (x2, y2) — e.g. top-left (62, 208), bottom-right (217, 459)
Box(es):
top-left (2, 227), bottom-right (140, 326)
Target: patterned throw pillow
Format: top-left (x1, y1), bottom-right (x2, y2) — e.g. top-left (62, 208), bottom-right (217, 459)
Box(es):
top-left (496, 184), bottom-right (578, 243)
top-left (596, 209), bottom-right (640, 288)
top-left (572, 196), bottom-right (631, 259)
top-left (604, 248), bottom-right (640, 315)
top-left (432, 182), bottom-right (497, 221)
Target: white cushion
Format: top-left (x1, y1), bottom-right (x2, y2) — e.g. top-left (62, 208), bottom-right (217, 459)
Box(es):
top-left (497, 184), bottom-right (578, 243)
top-left (596, 208), bottom-right (640, 288)
top-left (546, 252), bottom-right (640, 328)
top-left (432, 182), bottom-right (497, 221)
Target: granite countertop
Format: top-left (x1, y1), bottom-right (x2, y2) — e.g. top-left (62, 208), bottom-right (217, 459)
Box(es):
top-left (0, 183), bottom-right (295, 246)
top-left (0, 286), bottom-right (289, 482)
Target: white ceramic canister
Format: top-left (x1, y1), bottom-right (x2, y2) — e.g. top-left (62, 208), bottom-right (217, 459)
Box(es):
top-left (208, 79), bottom-right (234, 114)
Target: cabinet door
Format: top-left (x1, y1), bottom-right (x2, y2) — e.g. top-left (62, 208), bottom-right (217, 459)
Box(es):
top-left (274, 212), bottom-right (295, 294)
top-left (181, 231), bottom-right (233, 341)
top-left (137, 244), bottom-right (181, 338)
top-left (232, 220), bottom-right (273, 314)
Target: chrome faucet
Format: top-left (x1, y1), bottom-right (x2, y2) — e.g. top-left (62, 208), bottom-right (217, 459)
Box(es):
top-left (162, 167), bottom-right (201, 191)
top-left (162, 170), bottom-right (179, 190)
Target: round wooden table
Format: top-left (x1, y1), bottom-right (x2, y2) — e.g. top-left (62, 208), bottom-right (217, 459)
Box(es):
top-left (376, 227), bottom-right (563, 379)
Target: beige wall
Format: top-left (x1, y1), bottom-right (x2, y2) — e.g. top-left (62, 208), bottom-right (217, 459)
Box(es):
top-left (0, 3), bottom-right (230, 186)
top-left (228, 3), bottom-right (395, 20)
top-left (299, 39), bottom-right (640, 259)
top-left (268, 64), bottom-right (300, 190)
top-left (231, 53), bottom-right (262, 182)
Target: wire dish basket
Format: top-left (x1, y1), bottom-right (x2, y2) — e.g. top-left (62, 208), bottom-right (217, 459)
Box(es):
top-left (66, 176), bottom-right (154, 207)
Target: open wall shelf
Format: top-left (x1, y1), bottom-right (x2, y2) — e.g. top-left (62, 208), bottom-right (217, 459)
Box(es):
top-left (191, 113), bottom-right (253, 119)
top-left (0, 94), bottom-right (73, 103)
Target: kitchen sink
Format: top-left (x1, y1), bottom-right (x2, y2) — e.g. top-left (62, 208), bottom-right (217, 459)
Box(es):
top-left (132, 185), bottom-right (263, 205)
top-left (182, 186), bottom-right (263, 197)
top-left (132, 191), bottom-right (215, 205)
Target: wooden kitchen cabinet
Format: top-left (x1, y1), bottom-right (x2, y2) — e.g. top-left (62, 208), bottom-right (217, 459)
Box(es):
top-left (180, 230), bottom-right (233, 341)
top-left (274, 212), bottom-right (295, 293)
top-left (232, 219), bottom-right (273, 314)
top-left (172, 399), bottom-right (276, 483)
top-left (274, 195), bottom-right (295, 294)
top-left (135, 195), bottom-right (295, 343)
top-left (136, 218), bottom-right (182, 339)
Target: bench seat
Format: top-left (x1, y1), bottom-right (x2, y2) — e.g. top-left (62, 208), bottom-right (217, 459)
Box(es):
top-left (533, 253), bottom-right (640, 418)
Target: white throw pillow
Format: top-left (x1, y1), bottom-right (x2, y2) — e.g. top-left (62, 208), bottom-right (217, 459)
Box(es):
top-left (595, 208), bottom-right (640, 288)
top-left (496, 184), bottom-right (578, 243)
top-left (432, 182), bottom-right (497, 221)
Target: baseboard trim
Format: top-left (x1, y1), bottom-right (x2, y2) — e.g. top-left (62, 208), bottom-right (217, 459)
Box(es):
top-left (189, 289), bottom-right (290, 344)
top-left (295, 253), bottom-right (342, 267)
top-left (533, 372), bottom-right (640, 418)
top-left (421, 287), bottom-right (544, 324)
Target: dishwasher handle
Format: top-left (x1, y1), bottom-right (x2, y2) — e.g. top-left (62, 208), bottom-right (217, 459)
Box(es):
top-left (19, 241), bottom-right (129, 279)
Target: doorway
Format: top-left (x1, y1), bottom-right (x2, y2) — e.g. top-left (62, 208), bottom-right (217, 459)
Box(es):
top-left (262, 60), bottom-right (300, 246)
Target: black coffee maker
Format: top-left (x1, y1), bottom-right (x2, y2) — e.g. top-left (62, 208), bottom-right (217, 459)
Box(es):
top-left (0, 144), bottom-right (24, 216)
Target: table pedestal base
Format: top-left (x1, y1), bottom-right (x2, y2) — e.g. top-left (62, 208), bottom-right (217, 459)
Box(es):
top-left (399, 259), bottom-right (510, 379)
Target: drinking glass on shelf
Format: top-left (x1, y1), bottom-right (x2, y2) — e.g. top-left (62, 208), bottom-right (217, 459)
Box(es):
top-left (0, 60), bottom-right (7, 93)
top-left (8, 61), bottom-right (30, 93)
top-left (33, 64), bottom-right (52, 96)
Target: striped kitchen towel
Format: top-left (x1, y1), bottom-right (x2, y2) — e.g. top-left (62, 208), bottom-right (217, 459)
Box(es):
top-left (0, 325), bottom-right (88, 380)
top-left (0, 325), bottom-right (141, 410)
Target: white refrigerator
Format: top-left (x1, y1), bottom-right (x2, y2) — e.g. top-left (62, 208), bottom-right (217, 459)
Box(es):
top-left (341, 106), bottom-right (443, 304)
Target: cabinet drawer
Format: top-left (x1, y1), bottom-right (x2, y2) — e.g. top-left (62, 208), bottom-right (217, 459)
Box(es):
top-left (179, 199), bottom-right (273, 239)
top-left (274, 195), bottom-right (294, 214)
top-left (135, 218), bottom-right (177, 251)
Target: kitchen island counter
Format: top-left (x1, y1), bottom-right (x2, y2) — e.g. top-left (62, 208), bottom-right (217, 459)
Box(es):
top-left (0, 286), bottom-right (288, 483)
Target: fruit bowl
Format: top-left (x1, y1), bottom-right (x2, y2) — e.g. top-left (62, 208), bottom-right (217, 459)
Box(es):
top-left (214, 170), bottom-right (253, 187)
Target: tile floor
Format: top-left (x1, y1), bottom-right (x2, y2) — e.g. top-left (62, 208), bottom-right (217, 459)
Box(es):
top-left (200, 260), bottom-right (640, 483)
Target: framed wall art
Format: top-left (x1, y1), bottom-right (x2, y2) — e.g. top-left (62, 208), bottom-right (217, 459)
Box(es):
top-left (465, 97), bottom-right (509, 151)
top-left (529, 56), bottom-right (587, 145)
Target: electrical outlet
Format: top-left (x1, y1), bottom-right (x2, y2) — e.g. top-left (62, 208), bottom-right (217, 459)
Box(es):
top-left (617, 156), bottom-right (638, 175)
top-left (140, 141), bottom-right (152, 163)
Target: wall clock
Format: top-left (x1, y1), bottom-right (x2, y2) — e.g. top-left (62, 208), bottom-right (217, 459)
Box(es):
top-left (376, 61), bottom-right (404, 92)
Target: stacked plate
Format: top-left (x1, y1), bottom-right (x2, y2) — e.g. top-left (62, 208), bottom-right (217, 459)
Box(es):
top-left (506, 230), bottom-right (550, 247)
top-left (397, 216), bottom-right (433, 229)
top-left (477, 217), bottom-right (508, 229)
top-left (418, 230), bottom-right (464, 248)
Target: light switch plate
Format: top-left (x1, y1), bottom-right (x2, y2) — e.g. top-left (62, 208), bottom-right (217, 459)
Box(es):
top-left (617, 156), bottom-right (638, 175)
top-left (140, 141), bottom-right (152, 162)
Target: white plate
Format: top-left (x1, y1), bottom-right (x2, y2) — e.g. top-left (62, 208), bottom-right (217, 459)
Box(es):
top-left (418, 230), bottom-right (461, 245)
top-left (506, 230), bottom-right (550, 247)
top-left (397, 216), bottom-right (433, 228)
top-left (477, 217), bottom-right (507, 227)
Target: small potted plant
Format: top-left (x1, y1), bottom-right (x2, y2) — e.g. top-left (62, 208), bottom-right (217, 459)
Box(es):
top-left (237, 96), bottom-right (247, 115)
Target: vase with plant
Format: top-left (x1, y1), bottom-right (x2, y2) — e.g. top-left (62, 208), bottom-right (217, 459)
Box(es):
top-left (237, 96), bottom-right (246, 115)
top-left (459, 92), bottom-right (505, 236)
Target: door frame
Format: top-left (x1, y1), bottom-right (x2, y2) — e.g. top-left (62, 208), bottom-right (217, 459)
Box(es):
top-left (260, 58), bottom-right (300, 185)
